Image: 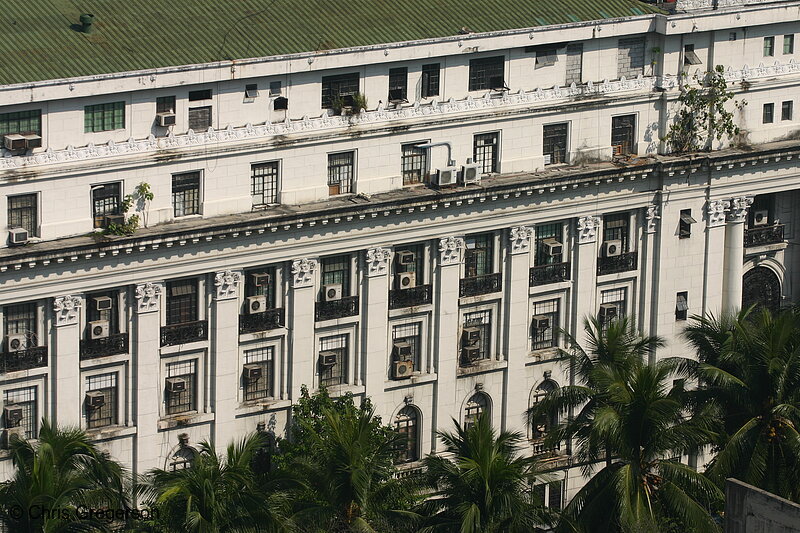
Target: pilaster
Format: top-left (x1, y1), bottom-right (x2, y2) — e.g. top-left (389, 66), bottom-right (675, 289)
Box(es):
top-left (363, 247), bottom-right (391, 414)
top-left (704, 199), bottom-right (729, 314)
top-left (52, 294), bottom-right (82, 427)
top-left (641, 204), bottom-right (660, 342)
top-left (211, 270), bottom-right (242, 444)
top-left (288, 258), bottom-right (318, 400)
top-left (572, 216), bottom-right (600, 341)
top-left (722, 197), bottom-right (752, 312)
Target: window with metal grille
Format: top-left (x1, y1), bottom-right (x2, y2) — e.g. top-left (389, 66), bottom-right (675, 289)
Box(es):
top-left (617, 38), bottom-right (645, 78)
top-left (244, 266), bottom-right (276, 308)
top-left (327, 151), bottom-right (354, 195)
top-left (531, 300), bottom-right (560, 350)
top-left (243, 347), bottom-right (274, 401)
top-left (473, 132), bottom-right (499, 174)
top-left (319, 335), bottom-right (348, 387)
top-left (251, 162), bottom-right (280, 206)
top-left (763, 103), bottom-right (775, 124)
top-left (764, 36), bottom-right (775, 57)
top-left (394, 406), bottom-right (419, 463)
top-left (0, 109), bottom-right (42, 137)
top-left (156, 96), bottom-right (176, 113)
top-left (782, 101), bottom-right (794, 121)
top-left (535, 223), bottom-right (563, 266)
top-left (4, 386), bottom-right (37, 439)
top-left (463, 392), bottom-right (490, 430)
top-left (565, 43), bottom-right (583, 85)
top-left (4, 303), bottom-right (36, 341)
top-left (165, 360), bottom-right (197, 415)
top-left (401, 143), bottom-right (428, 185)
top-left (683, 44), bottom-right (702, 65)
top-left (393, 322), bottom-right (421, 371)
top-left (603, 213), bottom-right (629, 252)
top-left (86, 373), bottom-right (118, 429)
top-left (166, 279), bottom-right (198, 325)
top-left (464, 234), bottom-right (493, 278)
top-left (389, 67), bottom-right (408, 101)
top-left (321, 255), bottom-right (351, 297)
top-left (188, 106), bottom-right (212, 132)
top-left (530, 380), bottom-right (558, 438)
top-left (676, 292), bottom-right (689, 321)
top-left (611, 115), bottom-right (636, 155)
top-left (84, 102), bottom-right (125, 132)
top-left (468, 56), bottom-right (504, 91)
top-left (421, 63), bottom-right (440, 98)
top-left (7, 193), bottom-right (38, 236)
top-left (785, 35), bottom-right (795, 54)
top-left (91, 182), bottom-right (122, 228)
top-left (172, 172), bottom-right (201, 217)
top-left (543, 123), bottom-right (568, 165)
top-left (86, 290), bottom-right (119, 336)
top-left (321, 73), bottom-right (360, 108)
top-left (463, 310), bottom-right (491, 361)
top-left (393, 243), bottom-right (424, 281)
top-left (600, 288), bottom-right (627, 325)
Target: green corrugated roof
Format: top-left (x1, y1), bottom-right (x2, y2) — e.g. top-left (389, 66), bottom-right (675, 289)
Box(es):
top-left (0, 0), bottom-right (662, 85)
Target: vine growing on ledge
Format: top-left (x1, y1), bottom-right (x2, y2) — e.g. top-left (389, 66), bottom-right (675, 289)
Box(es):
top-left (104, 182), bottom-right (154, 236)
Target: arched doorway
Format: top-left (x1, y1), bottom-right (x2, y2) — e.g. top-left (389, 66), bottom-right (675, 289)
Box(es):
top-left (742, 266), bottom-right (781, 313)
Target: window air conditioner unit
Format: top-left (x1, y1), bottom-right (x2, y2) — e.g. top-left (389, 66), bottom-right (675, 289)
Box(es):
top-left (324, 284), bottom-right (343, 302)
top-left (94, 296), bottom-right (113, 311)
top-left (23, 134), bottom-right (42, 149)
top-left (89, 320), bottom-right (110, 340)
top-left (393, 341), bottom-right (413, 358)
top-left (393, 359), bottom-right (414, 379)
top-left (4, 134), bottom-right (26, 151)
top-left (397, 271), bottom-right (416, 290)
top-left (461, 163), bottom-right (483, 184)
top-left (462, 327), bottom-right (482, 345)
top-left (603, 240), bottom-right (623, 257)
top-left (103, 214), bottom-right (126, 228)
top-left (461, 345), bottom-right (481, 363)
top-left (543, 238), bottom-right (563, 257)
top-left (273, 97), bottom-right (288, 111)
top-left (434, 167), bottom-right (458, 187)
top-left (157, 112), bottom-right (177, 127)
top-left (753, 210), bottom-right (769, 227)
top-left (252, 272), bottom-right (271, 287)
top-left (3, 426), bottom-right (25, 448)
top-left (396, 250), bottom-right (416, 266)
top-left (166, 377), bottom-right (187, 394)
top-left (9, 228), bottom-right (29, 245)
top-left (243, 363), bottom-right (263, 381)
top-left (3, 405), bottom-right (24, 427)
top-left (319, 350), bottom-right (338, 367)
top-left (599, 303), bottom-right (618, 322)
top-left (247, 295), bottom-right (268, 314)
top-left (6, 334), bottom-right (28, 352)
top-left (85, 391), bottom-right (106, 409)
top-left (532, 315), bottom-right (551, 331)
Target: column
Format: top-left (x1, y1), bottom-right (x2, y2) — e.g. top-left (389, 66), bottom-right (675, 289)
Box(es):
top-left (503, 226), bottom-right (533, 434)
top-left (52, 295), bottom-right (83, 427)
top-left (211, 270), bottom-right (242, 445)
top-left (287, 258), bottom-right (318, 400)
top-left (641, 204), bottom-right (660, 343)
top-left (362, 248), bottom-right (391, 414)
top-left (132, 281), bottom-right (164, 476)
top-left (704, 199), bottom-right (729, 314)
top-left (432, 236), bottom-right (464, 452)
top-left (572, 216), bottom-right (601, 343)
top-left (722, 197), bottom-right (752, 312)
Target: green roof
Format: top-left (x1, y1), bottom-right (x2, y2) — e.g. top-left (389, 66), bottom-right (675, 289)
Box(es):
top-left (0, 0), bottom-right (662, 86)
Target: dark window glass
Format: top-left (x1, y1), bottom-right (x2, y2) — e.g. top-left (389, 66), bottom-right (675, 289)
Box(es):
top-left (782, 101), bottom-right (794, 121)
top-left (84, 102), bottom-right (125, 132)
top-left (531, 300), bottom-right (560, 350)
top-left (8, 194), bottom-right (38, 236)
top-left (251, 162), bottom-right (280, 206)
top-left (188, 106), bottom-right (212, 132)
top-left (611, 115), bottom-right (636, 155)
top-left (166, 279), bottom-right (198, 325)
top-left (421, 63), bottom-right (440, 97)
top-left (401, 144), bottom-right (428, 185)
top-left (603, 213), bottom-right (629, 252)
top-left (92, 182), bottom-right (122, 228)
top-left (464, 234), bottom-right (493, 277)
top-left (244, 266), bottom-right (276, 308)
top-left (4, 303), bottom-right (36, 341)
top-left (530, 380), bottom-right (558, 438)
top-left (321, 73), bottom-right (360, 108)
top-left (393, 322), bottom-right (421, 372)
top-left (763, 103), bottom-right (775, 124)
top-left (393, 243), bottom-right (424, 282)
top-left (463, 310), bottom-right (491, 361)
top-left (245, 84), bottom-right (259, 99)
top-left (156, 96), bottom-right (176, 113)
top-left (676, 292), bottom-right (689, 321)
top-left (172, 172), bottom-right (201, 217)
top-left (327, 151), bottom-right (354, 195)
top-left (543, 123), bottom-right (568, 165)
top-left (468, 56), bottom-right (504, 91)
top-left (394, 406), bottom-right (419, 463)
top-left (784, 35), bottom-right (795, 54)
top-left (764, 36), bottom-right (775, 57)
top-left (319, 335), bottom-right (347, 387)
top-left (0, 110), bottom-right (42, 137)
top-left (549, 480), bottom-right (564, 510)
top-left (389, 67), bottom-right (408, 101)
top-left (86, 373), bottom-right (118, 429)
top-left (165, 360), bottom-right (196, 415)
top-left (473, 132), bottom-right (499, 174)
top-left (188, 89), bottom-right (212, 101)
top-left (463, 392), bottom-right (489, 430)
top-left (321, 255), bottom-right (351, 297)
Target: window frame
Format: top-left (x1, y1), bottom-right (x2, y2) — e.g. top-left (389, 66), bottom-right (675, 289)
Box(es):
top-left (187, 105), bottom-right (212, 133)
top-left (531, 299), bottom-right (560, 351)
top-left (785, 34), bottom-right (795, 55)
top-left (543, 122), bottom-right (569, 165)
top-left (7, 193), bottom-right (39, 237)
top-left (463, 392), bottom-right (490, 430)
top-left (91, 182), bottom-right (123, 228)
top-left (392, 322), bottom-right (422, 372)
top-left (401, 143), bottom-right (429, 185)
top-left (611, 114), bottom-right (637, 155)
top-left (421, 63), bottom-right (440, 98)
top-left (321, 255), bottom-right (352, 297)
top-left (85, 372), bottom-right (119, 429)
top-left (165, 359), bottom-right (198, 416)
top-left (0, 109), bottom-right (42, 137)
top-left (165, 279), bottom-right (199, 325)
top-left (473, 132), bottom-right (499, 174)
top-left (84, 101), bottom-right (126, 133)
top-left (394, 406), bottom-right (420, 463)
top-left (468, 56), bottom-right (505, 92)
top-left (172, 171), bottom-right (202, 217)
top-left (319, 334), bottom-right (348, 388)
top-left (464, 233), bottom-right (494, 278)
top-left (782, 101), bottom-right (794, 121)
top-left (242, 346), bottom-right (274, 401)
top-left (156, 96), bottom-right (176, 114)
top-left (463, 309), bottom-right (492, 362)
top-left (250, 161), bottom-right (280, 207)
top-left (764, 36), bottom-right (775, 57)
top-left (321, 72), bottom-right (360, 109)
top-left (388, 67), bottom-right (409, 102)
top-left (3, 386), bottom-right (38, 439)
top-left (763, 103), bottom-right (775, 124)
top-left (327, 151), bottom-right (355, 195)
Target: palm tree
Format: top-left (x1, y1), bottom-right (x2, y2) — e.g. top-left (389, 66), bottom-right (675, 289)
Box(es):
top-left (417, 414), bottom-right (553, 533)
top-left (683, 307), bottom-right (800, 502)
top-left (140, 431), bottom-right (289, 533)
top-left (0, 419), bottom-right (130, 533)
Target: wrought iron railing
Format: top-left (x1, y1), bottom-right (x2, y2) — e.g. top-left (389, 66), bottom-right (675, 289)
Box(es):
top-left (160, 320), bottom-right (208, 347)
top-left (315, 296), bottom-right (359, 321)
top-left (459, 272), bottom-right (502, 297)
top-left (1, 346), bottom-right (48, 373)
top-left (597, 251), bottom-right (638, 276)
top-left (529, 262), bottom-right (571, 287)
top-left (80, 333), bottom-right (129, 360)
top-left (389, 285), bottom-right (433, 310)
top-left (744, 224), bottom-right (784, 247)
top-left (239, 308), bottom-right (285, 334)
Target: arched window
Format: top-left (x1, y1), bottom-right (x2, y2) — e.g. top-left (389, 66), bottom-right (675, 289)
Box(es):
top-left (394, 406), bottom-right (420, 463)
top-left (530, 380), bottom-right (559, 440)
top-left (743, 266), bottom-right (781, 313)
top-left (464, 392), bottom-right (491, 430)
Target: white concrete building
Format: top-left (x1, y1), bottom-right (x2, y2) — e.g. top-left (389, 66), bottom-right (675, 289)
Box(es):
top-left (0, 0), bottom-right (799, 506)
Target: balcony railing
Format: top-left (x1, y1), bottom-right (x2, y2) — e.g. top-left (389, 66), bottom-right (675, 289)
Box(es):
top-left (1, 346), bottom-right (48, 373)
top-left (597, 251), bottom-right (638, 276)
top-left (239, 308), bottom-right (285, 334)
top-left (315, 296), bottom-right (359, 322)
top-left (744, 224), bottom-right (784, 247)
top-left (459, 272), bottom-right (502, 297)
top-left (80, 333), bottom-right (129, 360)
top-left (160, 320), bottom-right (208, 347)
top-left (529, 262), bottom-right (571, 287)
top-left (389, 284), bottom-right (433, 310)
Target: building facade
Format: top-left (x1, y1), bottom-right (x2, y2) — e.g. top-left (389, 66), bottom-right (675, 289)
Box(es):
top-left (1, 0), bottom-right (799, 506)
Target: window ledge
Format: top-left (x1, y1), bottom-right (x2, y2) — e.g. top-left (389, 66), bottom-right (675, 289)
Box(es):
top-left (235, 398), bottom-right (291, 416)
top-left (79, 351), bottom-right (131, 368)
top-left (457, 358), bottom-right (507, 376)
top-left (384, 372), bottom-right (438, 390)
top-left (526, 348), bottom-right (565, 365)
top-left (744, 241), bottom-right (787, 255)
top-left (313, 314), bottom-right (360, 329)
top-left (321, 383), bottom-right (365, 397)
top-left (160, 340), bottom-right (208, 356)
top-left (158, 411), bottom-right (214, 430)
top-left (238, 328), bottom-right (288, 344)
top-left (86, 425), bottom-right (137, 441)
top-left (0, 365), bottom-right (49, 381)
top-left (458, 292), bottom-right (502, 306)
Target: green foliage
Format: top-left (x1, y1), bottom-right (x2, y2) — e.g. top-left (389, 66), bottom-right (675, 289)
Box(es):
top-left (331, 93), bottom-right (368, 116)
top-left (105, 182), bottom-right (154, 236)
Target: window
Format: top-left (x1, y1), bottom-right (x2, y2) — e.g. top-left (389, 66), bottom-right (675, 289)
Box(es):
top-left (244, 266), bottom-right (276, 309)
top-left (251, 162), bottom-right (280, 206)
top-left (84, 102), bottom-right (125, 133)
top-left (533, 480), bottom-right (564, 510)
top-left (321, 73), bottom-right (359, 108)
top-left (782, 101), bottom-right (794, 121)
top-left (166, 279), bottom-right (198, 325)
top-left (86, 373), bottom-right (118, 429)
top-left (617, 38), bottom-right (645, 78)
top-left (600, 287), bottom-right (627, 326)
top-left (764, 36), bottom-right (775, 57)
top-left (763, 103), bottom-right (775, 124)
top-left (463, 310), bottom-right (491, 362)
top-left (165, 360), bottom-right (197, 415)
top-left (394, 406), bottom-right (419, 463)
top-left (0, 109), bottom-right (42, 137)
top-left (4, 303), bottom-right (36, 346)
top-left (530, 380), bottom-right (558, 439)
top-left (468, 56), bottom-right (505, 91)
top-left (463, 392), bottom-right (490, 430)
top-left (464, 234), bottom-right (493, 278)
top-left (245, 84), bottom-right (259, 99)
top-left (401, 143), bottom-right (428, 185)
top-left (683, 44), bottom-right (702, 65)
top-left (188, 106), bottom-right (212, 132)
top-left (388, 67), bottom-right (408, 102)
top-left (269, 81), bottom-right (282, 96)
top-left (473, 132), bottom-right (499, 174)
top-left (319, 334), bottom-right (348, 387)
top-left (679, 209), bottom-right (696, 238)
top-left (611, 115), bottom-right (636, 155)
top-left (729, 32), bottom-right (737, 41)
top-left (91, 182), bottom-right (122, 228)
top-left (393, 323), bottom-right (421, 371)
top-left (327, 151), bottom-right (355, 195)
top-left (243, 347), bottom-right (274, 401)
top-left (565, 43), bottom-right (583, 85)
top-left (785, 35), bottom-right (795, 54)
top-left (535, 223), bottom-right (563, 265)
top-left (4, 386), bottom-right (37, 439)
top-left (321, 255), bottom-right (351, 297)
top-left (532, 300), bottom-right (560, 350)
top-left (172, 172), bottom-right (201, 217)
top-left (8, 193), bottom-right (38, 236)
top-left (188, 89), bottom-right (212, 102)
top-left (676, 292), bottom-right (688, 321)
top-left (421, 63), bottom-right (440, 98)
top-left (393, 243), bottom-right (424, 283)
top-left (603, 213), bottom-right (630, 252)
top-left (534, 47), bottom-right (559, 69)
top-left (86, 290), bottom-right (119, 336)
top-left (156, 96), bottom-right (176, 114)
top-left (543, 123), bottom-right (568, 165)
